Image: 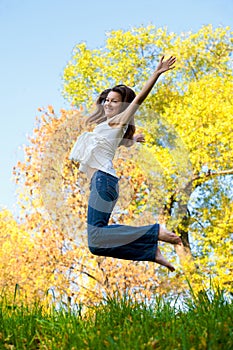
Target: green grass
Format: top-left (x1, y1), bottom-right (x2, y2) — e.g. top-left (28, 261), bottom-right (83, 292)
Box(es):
top-left (0, 288), bottom-right (232, 349)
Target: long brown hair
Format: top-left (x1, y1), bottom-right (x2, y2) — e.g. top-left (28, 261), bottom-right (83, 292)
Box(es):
top-left (86, 85), bottom-right (136, 145)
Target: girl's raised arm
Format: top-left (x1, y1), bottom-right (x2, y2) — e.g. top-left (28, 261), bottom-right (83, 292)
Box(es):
top-left (109, 56), bottom-right (176, 127)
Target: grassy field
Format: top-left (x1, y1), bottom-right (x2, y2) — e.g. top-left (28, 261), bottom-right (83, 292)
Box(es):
top-left (0, 288), bottom-right (232, 349)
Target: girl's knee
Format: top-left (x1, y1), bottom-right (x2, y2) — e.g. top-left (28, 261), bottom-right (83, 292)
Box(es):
top-left (88, 245), bottom-right (102, 256)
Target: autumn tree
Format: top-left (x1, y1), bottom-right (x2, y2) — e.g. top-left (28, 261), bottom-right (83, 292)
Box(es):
top-left (0, 208), bottom-right (60, 302)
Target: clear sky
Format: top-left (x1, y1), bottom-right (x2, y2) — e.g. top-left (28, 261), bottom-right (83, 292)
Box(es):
top-left (1, 0), bottom-right (233, 215)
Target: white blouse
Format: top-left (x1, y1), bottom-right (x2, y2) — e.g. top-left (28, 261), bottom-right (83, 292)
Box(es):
top-left (69, 119), bottom-right (127, 178)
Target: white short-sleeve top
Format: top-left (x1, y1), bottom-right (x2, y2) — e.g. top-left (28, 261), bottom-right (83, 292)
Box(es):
top-left (69, 119), bottom-right (127, 178)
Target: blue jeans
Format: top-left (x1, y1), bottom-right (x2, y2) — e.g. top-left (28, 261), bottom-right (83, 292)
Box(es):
top-left (87, 170), bottom-right (159, 262)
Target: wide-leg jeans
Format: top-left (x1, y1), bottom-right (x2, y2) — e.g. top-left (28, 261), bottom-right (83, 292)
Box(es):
top-left (87, 170), bottom-right (159, 262)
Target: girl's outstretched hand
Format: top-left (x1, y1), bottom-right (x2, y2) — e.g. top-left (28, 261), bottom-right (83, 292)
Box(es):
top-left (156, 55), bottom-right (176, 74)
top-left (134, 133), bottom-right (145, 143)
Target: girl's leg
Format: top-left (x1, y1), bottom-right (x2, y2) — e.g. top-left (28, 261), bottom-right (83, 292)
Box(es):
top-left (155, 226), bottom-right (182, 271)
top-left (87, 170), bottom-right (158, 261)
top-left (87, 170), bottom-right (119, 228)
top-left (87, 170), bottom-right (181, 264)
top-left (158, 226), bottom-right (182, 245)
top-left (155, 247), bottom-right (176, 272)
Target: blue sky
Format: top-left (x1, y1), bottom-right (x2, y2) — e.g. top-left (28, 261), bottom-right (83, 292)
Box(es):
top-left (1, 0), bottom-right (233, 215)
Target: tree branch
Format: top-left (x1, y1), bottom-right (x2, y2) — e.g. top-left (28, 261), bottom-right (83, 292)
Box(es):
top-left (192, 168), bottom-right (233, 183)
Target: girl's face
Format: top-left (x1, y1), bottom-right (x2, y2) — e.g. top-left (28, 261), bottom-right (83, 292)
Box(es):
top-left (104, 91), bottom-right (122, 119)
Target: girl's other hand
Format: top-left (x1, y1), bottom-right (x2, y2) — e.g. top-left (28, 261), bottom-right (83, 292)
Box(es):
top-left (134, 133), bottom-right (145, 143)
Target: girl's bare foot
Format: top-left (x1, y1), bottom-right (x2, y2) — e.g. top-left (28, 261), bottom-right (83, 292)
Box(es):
top-left (155, 247), bottom-right (175, 272)
top-left (158, 226), bottom-right (182, 245)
